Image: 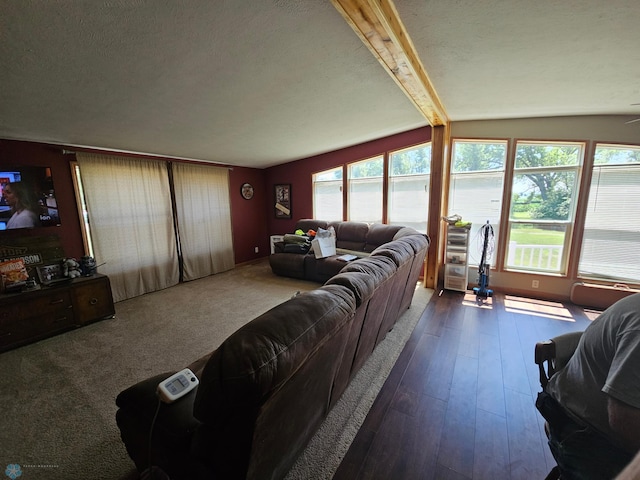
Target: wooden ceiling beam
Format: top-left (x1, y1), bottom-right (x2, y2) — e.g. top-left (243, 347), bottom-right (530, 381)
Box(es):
top-left (331, 0), bottom-right (449, 127)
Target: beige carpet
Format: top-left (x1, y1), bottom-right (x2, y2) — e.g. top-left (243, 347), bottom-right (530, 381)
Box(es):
top-left (0, 260), bottom-right (432, 480)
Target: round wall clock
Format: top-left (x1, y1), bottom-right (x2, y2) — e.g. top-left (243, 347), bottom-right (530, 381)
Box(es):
top-left (240, 182), bottom-right (254, 200)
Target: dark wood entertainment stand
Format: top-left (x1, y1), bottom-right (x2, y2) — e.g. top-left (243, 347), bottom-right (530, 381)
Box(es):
top-left (0, 274), bottom-right (115, 353)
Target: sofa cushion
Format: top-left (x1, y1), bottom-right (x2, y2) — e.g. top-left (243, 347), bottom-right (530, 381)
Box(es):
top-left (393, 226), bottom-right (421, 240)
top-left (340, 255), bottom-right (397, 282)
top-left (268, 253), bottom-right (306, 279)
top-left (329, 221), bottom-right (369, 251)
top-left (303, 255), bottom-right (348, 283)
top-left (295, 219), bottom-right (328, 234)
top-left (325, 271), bottom-right (376, 307)
top-left (371, 241), bottom-right (415, 267)
top-left (191, 284), bottom-right (356, 479)
top-left (394, 233), bottom-right (430, 254)
top-left (365, 223), bottom-right (406, 252)
top-left (193, 285), bottom-right (356, 424)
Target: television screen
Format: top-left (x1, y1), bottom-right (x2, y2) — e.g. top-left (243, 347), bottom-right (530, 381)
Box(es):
top-left (0, 166), bottom-right (61, 230)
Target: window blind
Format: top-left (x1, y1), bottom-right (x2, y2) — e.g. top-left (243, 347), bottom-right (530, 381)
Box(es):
top-left (579, 165), bottom-right (640, 282)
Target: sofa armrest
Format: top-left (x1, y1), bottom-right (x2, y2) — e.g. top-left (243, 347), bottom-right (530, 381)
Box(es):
top-left (116, 372), bottom-right (201, 475)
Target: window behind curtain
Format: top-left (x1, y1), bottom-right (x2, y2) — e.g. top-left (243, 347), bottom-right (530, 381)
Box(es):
top-left (312, 166), bottom-right (343, 221)
top-left (172, 162), bottom-right (234, 281)
top-left (75, 153), bottom-right (179, 302)
top-left (449, 140), bottom-right (507, 266)
top-left (388, 143), bottom-right (431, 233)
top-left (348, 156), bottom-right (383, 223)
top-left (578, 144), bottom-right (640, 282)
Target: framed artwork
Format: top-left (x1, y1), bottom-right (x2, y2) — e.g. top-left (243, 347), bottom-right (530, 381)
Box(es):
top-left (274, 184), bottom-right (291, 219)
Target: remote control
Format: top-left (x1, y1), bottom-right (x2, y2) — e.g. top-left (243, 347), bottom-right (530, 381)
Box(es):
top-left (157, 368), bottom-right (199, 403)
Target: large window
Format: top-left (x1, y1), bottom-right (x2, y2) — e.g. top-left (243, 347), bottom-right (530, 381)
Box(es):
top-left (505, 142), bottom-right (583, 274)
top-left (388, 143), bottom-right (431, 233)
top-left (312, 142), bottom-right (431, 228)
top-left (312, 166), bottom-right (343, 221)
top-left (578, 144), bottom-right (640, 283)
top-left (348, 156), bottom-right (384, 223)
top-left (449, 140), bottom-right (507, 266)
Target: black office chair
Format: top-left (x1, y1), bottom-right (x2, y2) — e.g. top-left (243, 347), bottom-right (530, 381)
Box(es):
top-left (534, 331), bottom-right (584, 480)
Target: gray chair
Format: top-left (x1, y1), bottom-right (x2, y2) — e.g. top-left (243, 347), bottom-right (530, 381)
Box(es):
top-left (534, 331), bottom-right (584, 480)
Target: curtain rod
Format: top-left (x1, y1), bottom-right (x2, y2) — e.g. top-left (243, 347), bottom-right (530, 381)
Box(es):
top-left (61, 147), bottom-right (234, 169)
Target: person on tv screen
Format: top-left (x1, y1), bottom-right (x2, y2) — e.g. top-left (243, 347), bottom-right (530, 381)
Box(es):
top-left (3, 181), bottom-right (40, 229)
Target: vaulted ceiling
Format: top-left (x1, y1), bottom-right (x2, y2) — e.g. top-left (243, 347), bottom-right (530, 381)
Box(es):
top-left (1, 1), bottom-right (639, 168)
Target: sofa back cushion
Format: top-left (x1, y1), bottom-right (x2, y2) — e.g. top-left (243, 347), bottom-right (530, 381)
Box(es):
top-left (329, 220), bottom-right (369, 251)
top-left (371, 240), bottom-right (415, 267)
top-left (191, 284), bottom-right (356, 480)
top-left (295, 218), bottom-right (328, 234)
top-left (365, 223), bottom-right (407, 252)
top-left (325, 271), bottom-right (377, 307)
top-left (324, 271), bottom-right (377, 406)
top-left (394, 235), bottom-right (430, 311)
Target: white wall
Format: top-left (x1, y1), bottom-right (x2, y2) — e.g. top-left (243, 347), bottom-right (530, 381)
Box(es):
top-left (451, 115), bottom-right (640, 144)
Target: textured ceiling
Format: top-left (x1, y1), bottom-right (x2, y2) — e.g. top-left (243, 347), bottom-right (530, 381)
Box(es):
top-left (397, 0), bottom-right (640, 121)
top-left (1, 1), bottom-right (639, 168)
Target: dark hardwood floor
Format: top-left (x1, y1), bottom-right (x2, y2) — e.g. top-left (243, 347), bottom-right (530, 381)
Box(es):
top-left (333, 289), bottom-right (598, 480)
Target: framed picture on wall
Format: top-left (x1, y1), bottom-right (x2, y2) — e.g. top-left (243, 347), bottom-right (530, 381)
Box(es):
top-left (274, 184), bottom-right (291, 219)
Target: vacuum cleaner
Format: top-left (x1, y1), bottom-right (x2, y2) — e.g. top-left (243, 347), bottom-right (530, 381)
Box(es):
top-left (473, 220), bottom-right (494, 302)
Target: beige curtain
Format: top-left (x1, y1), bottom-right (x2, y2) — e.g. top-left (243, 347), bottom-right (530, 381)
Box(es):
top-left (172, 162), bottom-right (234, 281)
top-left (76, 153), bottom-right (179, 302)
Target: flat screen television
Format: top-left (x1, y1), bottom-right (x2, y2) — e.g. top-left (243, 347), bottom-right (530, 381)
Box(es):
top-left (0, 166), bottom-right (61, 230)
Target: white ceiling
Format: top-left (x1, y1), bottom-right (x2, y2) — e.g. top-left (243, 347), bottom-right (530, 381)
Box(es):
top-left (1, 1), bottom-right (639, 168)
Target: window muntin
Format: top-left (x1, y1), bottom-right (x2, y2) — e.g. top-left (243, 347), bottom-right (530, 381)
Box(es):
top-left (505, 142), bottom-right (583, 274)
top-left (578, 144), bottom-right (640, 283)
top-left (388, 143), bottom-right (431, 233)
top-left (449, 140), bottom-right (507, 266)
top-left (348, 156), bottom-right (383, 223)
top-left (312, 166), bottom-right (343, 221)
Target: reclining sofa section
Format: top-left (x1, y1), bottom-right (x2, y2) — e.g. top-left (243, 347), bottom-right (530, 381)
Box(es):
top-left (115, 220), bottom-right (430, 480)
top-left (269, 219), bottom-right (424, 283)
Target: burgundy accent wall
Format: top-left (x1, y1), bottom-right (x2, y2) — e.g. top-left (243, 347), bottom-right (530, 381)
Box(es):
top-left (229, 166), bottom-right (270, 264)
top-left (264, 126), bottom-right (432, 236)
top-left (0, 140), bottom-right (85, 259)
top-left (1, 126), bottom-right (430, 267)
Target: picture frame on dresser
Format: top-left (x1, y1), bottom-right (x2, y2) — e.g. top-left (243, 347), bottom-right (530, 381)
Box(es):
top-left (36, 263), bottom-right (64, 284)
top-left (36, 263), bottom-right (71, 286)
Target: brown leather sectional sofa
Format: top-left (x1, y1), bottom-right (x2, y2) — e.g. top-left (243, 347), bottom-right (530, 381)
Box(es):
top-left (115, 220), bottom-right (429, 480)
top-left (269, 219), bottom-right (422, 283)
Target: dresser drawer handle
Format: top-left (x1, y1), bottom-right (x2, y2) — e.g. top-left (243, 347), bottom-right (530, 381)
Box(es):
top-left (50, 299), bottom-right (65, 305)
top-left (90, 298), bottom-right (98, 305)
